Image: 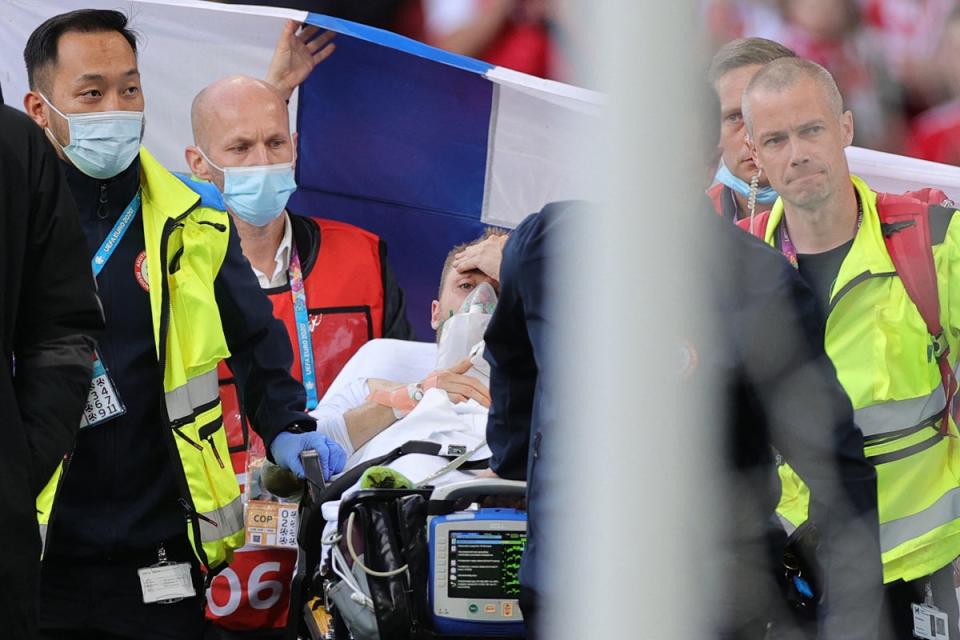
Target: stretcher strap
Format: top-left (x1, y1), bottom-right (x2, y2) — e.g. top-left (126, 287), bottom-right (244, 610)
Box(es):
top-left (316, 440), bottom-right (488, 506)
top-left (415, 440), bottom-right (488, 488)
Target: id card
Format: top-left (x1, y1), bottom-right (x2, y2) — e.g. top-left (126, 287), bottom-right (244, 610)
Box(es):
top-left (913, 602), bottom-right (949, 640)
top-left (79, 355), bottom-right (126, 429)
top-left (245, 500), bottom-right (298, 548)
top-left (138, 562), bottom-right (196, 604)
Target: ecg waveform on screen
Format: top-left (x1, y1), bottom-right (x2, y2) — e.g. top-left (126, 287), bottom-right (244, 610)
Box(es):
top-left (501, 538), bottom-right (526, 597)
top-left (445, 529), bottom-right (527, 599)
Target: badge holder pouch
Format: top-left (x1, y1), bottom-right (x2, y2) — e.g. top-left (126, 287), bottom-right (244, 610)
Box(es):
top-left (913, 581), bottom-right (950, 640)
top-left (245, 435), bottom-right (301, 549)
top-left (137, 543), bottom-right (196, 605)
top-left (80, 353), bottom-right (127, 429)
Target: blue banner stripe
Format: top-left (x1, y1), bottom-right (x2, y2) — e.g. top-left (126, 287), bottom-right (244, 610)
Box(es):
top-left (295, 32), bottom-right (490, 220)
top-left (305, 13), bottom-right (494, 75)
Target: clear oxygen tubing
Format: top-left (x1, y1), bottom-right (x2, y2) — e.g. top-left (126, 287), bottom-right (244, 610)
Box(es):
top-left (748, 171), bottom-right (761, 236)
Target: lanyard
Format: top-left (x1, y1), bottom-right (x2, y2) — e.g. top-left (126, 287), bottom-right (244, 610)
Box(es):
top-left (289, 245), bottom-right (319, 411)
top-left (778, 196), bottom-right (862, 270)
top-left (91, 192), bottom-right (141, 278)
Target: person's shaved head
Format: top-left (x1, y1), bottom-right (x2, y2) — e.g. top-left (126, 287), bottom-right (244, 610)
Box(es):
top-left (190, 75), bottom-right (288, 150)
top-left (744, 56), bottom-right (854, 213)
top-left (186, 74), bottom-right (296, 194)
top-left (742, 57), bottom-right (843, 135)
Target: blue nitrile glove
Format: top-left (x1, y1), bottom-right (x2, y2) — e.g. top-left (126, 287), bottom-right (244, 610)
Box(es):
top-left (270, 431), bottom-right (347, 480)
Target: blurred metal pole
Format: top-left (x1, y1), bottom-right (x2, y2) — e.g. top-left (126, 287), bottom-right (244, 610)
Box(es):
top-left (548, 1), bottom-right (717, 638)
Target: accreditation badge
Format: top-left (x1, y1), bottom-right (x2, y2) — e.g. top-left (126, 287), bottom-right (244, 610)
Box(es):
top-left (138, 544), bottom-right (196, 605)
top-left (245, 500), bottom-right (299, 549)
top-left (913, 602), bottom-right (949, 640)
top-left (79, 352), bottom-right (126, 429)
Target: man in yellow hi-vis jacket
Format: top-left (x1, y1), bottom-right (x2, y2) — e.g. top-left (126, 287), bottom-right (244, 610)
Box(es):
top-left (741, 56), bottom-right (960, 639)
top-left (20, 9), bottom-right (346, 640)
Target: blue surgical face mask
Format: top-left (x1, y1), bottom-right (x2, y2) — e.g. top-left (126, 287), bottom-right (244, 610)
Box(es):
top-left (199, 149), bottom-right (296, 227)
top-left (714, 159), bottom-right (779, 204)
top-left (40, 93), bottom-right (143, 180)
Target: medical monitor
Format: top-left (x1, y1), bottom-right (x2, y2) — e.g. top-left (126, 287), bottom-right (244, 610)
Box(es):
top-left (429, 509), bottom-right (527, 636)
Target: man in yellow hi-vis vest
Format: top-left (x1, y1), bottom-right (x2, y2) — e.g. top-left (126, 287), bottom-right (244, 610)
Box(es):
top-left (741, 56), bottom-right (960, 639)
top-left (19, 9), bottom-right (346, 640)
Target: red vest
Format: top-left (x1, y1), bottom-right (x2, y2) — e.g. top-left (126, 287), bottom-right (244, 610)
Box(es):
top-left (906, 100), bottom-right (960, 166)
top-left (735, 209), bottom-right (773, 237)
top-left (265, 218), bottom-right (385, 398)
top-left (707, 182), bottom-right (725, 217)
top-left (208, 216), bottom-right (385, 631)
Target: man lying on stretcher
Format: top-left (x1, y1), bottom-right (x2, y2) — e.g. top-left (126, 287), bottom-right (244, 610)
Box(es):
top-left (307, 230), bottom-right (507, 491)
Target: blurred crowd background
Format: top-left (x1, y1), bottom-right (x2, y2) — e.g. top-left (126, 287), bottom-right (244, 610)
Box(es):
top-left (219, 0), bottom-right (573, 82)
top-left (702, 0), bottom-right (960, 163)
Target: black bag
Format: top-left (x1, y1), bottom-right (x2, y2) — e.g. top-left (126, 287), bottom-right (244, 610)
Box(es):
top-left (286, 441), bottom-right (489, 640)
top-left (334, 488), bottom-right (434, 639)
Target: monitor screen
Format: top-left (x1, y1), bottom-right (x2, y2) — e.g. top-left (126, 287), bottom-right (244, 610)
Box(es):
top-left (446, 530), bottom-right (526, 599)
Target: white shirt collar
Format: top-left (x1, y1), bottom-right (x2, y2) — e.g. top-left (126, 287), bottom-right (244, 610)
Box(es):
top-left (251, 213), bottom-right (293, 288)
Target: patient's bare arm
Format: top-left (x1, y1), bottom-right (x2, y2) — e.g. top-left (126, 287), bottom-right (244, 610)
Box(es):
top-left (342, 379), bottom-right (404, 450)
top-left (343, 363), bottom-right (491, 451)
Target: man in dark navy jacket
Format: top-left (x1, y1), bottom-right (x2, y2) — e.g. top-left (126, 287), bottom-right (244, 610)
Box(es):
top-left (482, 202), bottom-right (571, 639)
top-left (0, 103), bottom-right (102, 640)
top-left (483, 201), bottom-right (882, 638)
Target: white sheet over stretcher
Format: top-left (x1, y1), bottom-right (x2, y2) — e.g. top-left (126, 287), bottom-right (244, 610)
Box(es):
top-left (319, 386), bottom-right (490, 537)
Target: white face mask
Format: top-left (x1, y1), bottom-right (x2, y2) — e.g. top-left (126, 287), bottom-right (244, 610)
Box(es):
top-left (40, 93), bottom-right (143, 179)
top-left (435, 282), bottom-right (498, 371)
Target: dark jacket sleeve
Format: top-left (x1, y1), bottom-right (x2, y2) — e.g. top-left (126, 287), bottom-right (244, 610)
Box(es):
top-left (215, 218), bottom-right (313, 450)
top-left (379, 239), bottom-right (414, 340)
top-left (10, 107), bottom-right (102, 495)
top-left (729, 226), bottom-right (882, 639)
top-left (483, 216), bottom-right (540, 480)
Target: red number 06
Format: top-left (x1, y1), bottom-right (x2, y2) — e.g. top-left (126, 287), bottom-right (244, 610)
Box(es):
top-left (206, 561), bottom-right (283, 616)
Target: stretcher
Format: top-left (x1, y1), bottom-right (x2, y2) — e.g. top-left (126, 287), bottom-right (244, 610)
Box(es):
top-left (285, 449), bottom-right (528, 639)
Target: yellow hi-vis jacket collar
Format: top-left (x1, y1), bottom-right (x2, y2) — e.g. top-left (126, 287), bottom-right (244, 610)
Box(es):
top-left (762, 175), bottom-right (897, 297)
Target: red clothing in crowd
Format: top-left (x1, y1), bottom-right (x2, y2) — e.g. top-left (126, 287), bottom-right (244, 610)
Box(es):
top-left (862, 0), bottom-right (954, 77)
top-left (907, 100), bottom-right (960, 165)
top-left (481, 18), bottom-right (552, 78)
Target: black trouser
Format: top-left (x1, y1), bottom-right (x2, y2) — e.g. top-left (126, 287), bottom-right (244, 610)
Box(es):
top-left (880, 562), bottom-right (958, 640)
top-left (38, 537), bottom-right (206, 640)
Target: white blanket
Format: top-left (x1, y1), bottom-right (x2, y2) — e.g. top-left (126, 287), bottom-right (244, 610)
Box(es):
top-left (307, 338), bottom-right (491, 537)
top-left (320, 386), bottom-right (490, 524)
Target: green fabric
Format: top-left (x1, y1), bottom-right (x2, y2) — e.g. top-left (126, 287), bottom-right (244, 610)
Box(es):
top-left (360, 466), bottom-right (414, 490)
